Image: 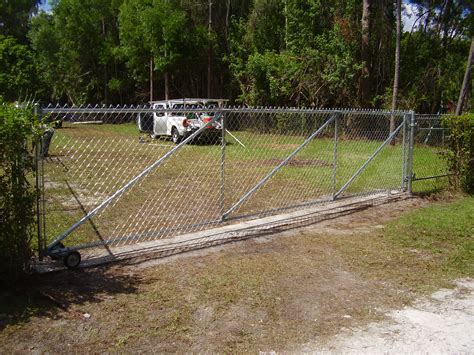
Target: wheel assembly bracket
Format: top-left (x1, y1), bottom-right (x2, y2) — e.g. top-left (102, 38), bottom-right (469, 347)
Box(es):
top-left (46, 243), bottom-right (82, 269)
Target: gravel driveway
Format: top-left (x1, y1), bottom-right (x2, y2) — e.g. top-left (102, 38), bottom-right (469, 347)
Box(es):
top-left (306, 279), bottom-right (474, 353)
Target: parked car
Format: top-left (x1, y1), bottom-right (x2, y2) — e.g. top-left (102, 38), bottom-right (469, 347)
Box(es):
top-left (137, 98), bottom-right (228, 144)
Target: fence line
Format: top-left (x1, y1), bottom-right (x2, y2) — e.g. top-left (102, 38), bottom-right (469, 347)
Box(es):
top-left (34, 105), bottom-right (448, 268)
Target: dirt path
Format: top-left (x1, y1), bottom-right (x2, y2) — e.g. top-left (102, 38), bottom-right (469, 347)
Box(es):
top-left (306, 278), bottom-right (474, 353)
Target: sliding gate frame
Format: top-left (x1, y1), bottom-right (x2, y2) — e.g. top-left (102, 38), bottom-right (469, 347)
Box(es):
top-left (35, 106), bottom-right (413, 269)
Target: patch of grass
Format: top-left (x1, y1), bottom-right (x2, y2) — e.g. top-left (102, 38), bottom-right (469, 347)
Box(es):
top-left (385, 196), bottom-right (474, 278)
top-left (59, 122), bottom-right (141, 138)
top-left (337, 196), bottom-right (473, 293)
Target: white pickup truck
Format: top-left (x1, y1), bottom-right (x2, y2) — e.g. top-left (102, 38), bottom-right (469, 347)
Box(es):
top-left (137, 98), bottom-right (228, 144)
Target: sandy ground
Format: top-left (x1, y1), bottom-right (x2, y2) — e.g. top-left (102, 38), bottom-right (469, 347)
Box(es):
top-left (304, 278), bottom-right (474, 353)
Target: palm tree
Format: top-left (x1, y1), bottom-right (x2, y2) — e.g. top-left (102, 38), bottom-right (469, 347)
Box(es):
top-left (390, 0), bottom-right (401, 144)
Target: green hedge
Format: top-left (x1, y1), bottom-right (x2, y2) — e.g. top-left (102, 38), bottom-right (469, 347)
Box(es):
top-left (442, 113), bottom-right (474, 194)
top-left (0, 100), bottom-right (41, 283)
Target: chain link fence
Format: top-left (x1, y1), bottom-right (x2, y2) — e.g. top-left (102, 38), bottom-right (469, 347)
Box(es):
top-left (35, 104), bottom-right (417, 268)
top-left (411, 114), bottom-right (450, 193)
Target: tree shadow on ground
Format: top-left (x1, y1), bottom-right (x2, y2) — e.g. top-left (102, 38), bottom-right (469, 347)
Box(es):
top-left (0, 195), bottom-right (399, 332)
top-left (0, 265), bottom-right (144, 330)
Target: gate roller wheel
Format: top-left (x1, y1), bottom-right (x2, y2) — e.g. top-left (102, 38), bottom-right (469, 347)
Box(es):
top-left (63, 251), bottom-right (81, 269)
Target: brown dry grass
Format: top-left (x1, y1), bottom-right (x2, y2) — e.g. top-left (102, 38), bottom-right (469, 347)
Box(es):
top-left (4, 196), bottom-right (472, 353)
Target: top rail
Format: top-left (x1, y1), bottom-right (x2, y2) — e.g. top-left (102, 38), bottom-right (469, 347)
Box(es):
top-left (41, 105), bottom-right (410, 115)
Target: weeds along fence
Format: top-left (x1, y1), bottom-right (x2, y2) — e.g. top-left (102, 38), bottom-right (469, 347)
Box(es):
top-left (33, 105), bottom-right (446, 268)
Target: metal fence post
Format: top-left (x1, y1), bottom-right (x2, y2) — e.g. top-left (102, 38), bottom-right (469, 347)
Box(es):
top-left (332, 112), bottom-right (339, 200)
top-left (401, 113), bottom-right (407, 191)
top-left (406, 110), bottom-right (416, 194)
top-left (220, 111), bottom-right (226, 221)
top-left (34, 103), bottom-right (45, 260)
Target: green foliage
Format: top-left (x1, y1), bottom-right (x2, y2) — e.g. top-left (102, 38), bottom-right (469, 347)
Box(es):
top-left (399, 31), bottom-right (471, 112)
top-left (0, 35), bottom-right (36, 101)
top-left (231, 22), bottom-right (360, 107)
top-left (29, 0), bottom-right (127, 104)
top-left (0, 0), bottom-right (39, 43)
top-left (0, 100), bottom-right (41, 283)
top-left (442, 113), bottom-right (474, 193)
top-left (0, 0), bottom-right (468, 108)
top-left (247, 0), bottom-right (285, 52)
top-left (118, 0), bottom-right (207, 93)
top-left (228, 0), bottom-right (471, 110)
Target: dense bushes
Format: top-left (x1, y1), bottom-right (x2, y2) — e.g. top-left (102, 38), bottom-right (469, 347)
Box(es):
top-left (0, 100), bottom-right (40, 282)
top-left (442, 114), bottom-right (474, 194)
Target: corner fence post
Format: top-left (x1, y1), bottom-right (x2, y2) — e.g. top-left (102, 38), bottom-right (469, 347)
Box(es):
top-left (401, 113), bottom-right (407, 191)
top-left (332, 112), bottom-right (340, 200)
top-left (220, 111), bottom-right (226, 221)
top-left (407, 110), bottom-right (416, 194)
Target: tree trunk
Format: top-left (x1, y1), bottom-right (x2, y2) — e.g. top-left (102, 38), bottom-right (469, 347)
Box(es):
top-left (225, 0), bottom-right (231, 51)
top-left (455, 37), bottom-right (474, 116)
top-left (164, 45), bottom-right (169, 101)
top-left (102, 18), bottom-right (108, 105)
top-left (225, 0), bottom-right (231, 29)
top-left (441, 0), bottom-right (452, 51)
top-left (390, 0), bottom-right (401, 142)
top-left (207, 0), bottom-right (212, 98)
top-left (284, 0), bottom-right (288, 49)
top-left (359, 0), bottom-right (371, 106)
top-left (149, 56), bottom-right (154, 102)
top-left (164, 71), bottom-right (169, 101)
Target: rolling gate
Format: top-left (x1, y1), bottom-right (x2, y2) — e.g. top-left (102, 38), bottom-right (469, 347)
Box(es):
top-left (34, 106), bottom-right (423, 269)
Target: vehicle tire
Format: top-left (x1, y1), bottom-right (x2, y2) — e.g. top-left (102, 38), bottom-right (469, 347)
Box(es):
top-left (171, 127), bottom-right (182, 144)
top-left (63, 251), bottom-right (81, 269)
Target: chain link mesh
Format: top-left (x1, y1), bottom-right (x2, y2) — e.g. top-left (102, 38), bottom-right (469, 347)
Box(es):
top-left (39, 105), bottom-right (410, 261)
top-left (412, 114), bottom-right (450, 193)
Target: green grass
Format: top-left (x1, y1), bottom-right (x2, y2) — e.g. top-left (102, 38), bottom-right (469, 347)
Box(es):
top-left (39, 123), bottom-right (447, 249)
top-left (411, 143), bottom-right (449, 193)
top-left (337, 195), bottom-right (474, 293)
top-left (384, 196), bottom-right (474, 279)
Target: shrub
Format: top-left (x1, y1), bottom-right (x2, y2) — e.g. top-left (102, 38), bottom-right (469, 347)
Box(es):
top-left (0, 100), bottom-right (41, 283)
top-left (442, 113), bottom-right (474, 194)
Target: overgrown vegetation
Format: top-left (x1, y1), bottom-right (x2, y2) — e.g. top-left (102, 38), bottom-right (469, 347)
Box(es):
top-left (442, 113), bottom-right (474, 193)
top-left (0, 100), bottom-right (40, 283)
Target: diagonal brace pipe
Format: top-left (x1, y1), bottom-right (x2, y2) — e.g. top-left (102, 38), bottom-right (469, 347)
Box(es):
top-left (333, 121), bottom-right (404, 199)
top-left (47, 114), bottom-right (222, 251)
top-left (222, 113), bottom-right (338, 219)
